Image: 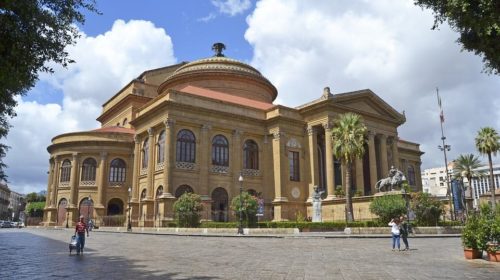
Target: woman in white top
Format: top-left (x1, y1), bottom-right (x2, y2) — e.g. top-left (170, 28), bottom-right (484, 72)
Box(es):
top-left (388, 218), bottom-right (401, 251)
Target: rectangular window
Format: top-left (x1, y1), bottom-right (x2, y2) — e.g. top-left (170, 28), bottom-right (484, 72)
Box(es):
top-left (289, 151), bottom-right (300, 181)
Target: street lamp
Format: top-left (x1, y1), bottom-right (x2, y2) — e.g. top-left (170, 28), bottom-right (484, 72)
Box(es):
top-left (237, 173), bottom-right (244, 235)
top-left (87, 195), bottom-right (92, 223)
top-left (438, 143), bottom-right (454, 220)
top-left (65, 199), bottom-right (70, 228)
top-left (127, 187), bottom-right (132, 231)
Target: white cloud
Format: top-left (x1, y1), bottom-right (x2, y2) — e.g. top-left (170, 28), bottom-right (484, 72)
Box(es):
top-left (5, 19), bottom-right (177, 194)
top-left (198, 12), bottom-right (217, 22)
top-left (212, 0), bottom-right (252, 16)
top-left (246, 0), bottom-right (500, 170)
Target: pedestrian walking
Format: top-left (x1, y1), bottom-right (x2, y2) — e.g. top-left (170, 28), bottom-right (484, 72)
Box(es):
top-left (388, 217), bottom-right (400, 251)
top-left (75, 215), bottom-right (89, 255)
top-left (400, 215), bottom-right (410, 251)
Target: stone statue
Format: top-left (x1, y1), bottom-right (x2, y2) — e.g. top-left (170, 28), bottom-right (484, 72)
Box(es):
top-left (312, 186), bottom-right (325, 222)
top-left (375, 166), bottom-right (406, 192)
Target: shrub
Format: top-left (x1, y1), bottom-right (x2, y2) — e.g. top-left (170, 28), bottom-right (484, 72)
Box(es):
top-left (411, 192), bottom-right (443, 226)
top-left (334, 186), bottom-right (345, 197)
top-left (231, 191), bottom-right (258, 227)
top-left (173, 192), bottom-right (203, 228)
top-left (369, 194), bottom-right (407, 224)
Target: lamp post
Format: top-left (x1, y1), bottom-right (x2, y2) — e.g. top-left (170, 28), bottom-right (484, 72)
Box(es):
top-left (87, 195), bottom-right (92, 223)
top-left (438, 143), bottom-right (454, 220)
top-left (127, 187), bottom-right (132, 231)
top-left (65, 199), bottom-right (70, 228)
top-left (237, 173), bottom-right (244, 235)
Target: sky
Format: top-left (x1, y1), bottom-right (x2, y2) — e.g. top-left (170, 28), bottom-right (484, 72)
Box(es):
top-left (5, 0), bottom-right (500, 195)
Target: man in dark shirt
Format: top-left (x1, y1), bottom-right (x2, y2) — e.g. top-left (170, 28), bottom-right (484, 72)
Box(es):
top-left (75, 215), bottom-right (89, 255)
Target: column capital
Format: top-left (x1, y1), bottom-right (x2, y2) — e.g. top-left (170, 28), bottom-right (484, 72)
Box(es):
top-left (233, 129), bottom-right (242, 136)
top-left (379, 134), bottom-right (387, 140)
top-left (134, 134), bottom-right (141, 144)
top-left (368, 131), bottom-right (377, 138)
top-left (201, 124), bottom-right (212, 131)
top-left (100, 152), bottom-right (108, 159)
top-left (306, 126), bottom-right (317, 136)
top-left (164, 118), bottom-right (175, 128)
top-left (322, 122), bottom-right (333, 130)
top-left (147, 127), bottom-right (154, 137)
top-left (271, 129), bottom-right (285, 140)
top-left (72, 153), bottom-right (79, 160)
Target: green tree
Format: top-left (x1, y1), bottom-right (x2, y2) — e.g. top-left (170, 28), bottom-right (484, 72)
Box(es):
top-left (25, 201), bottom-right (45, 217)
top-left (452, 154), bottom-right (485, 216)
top-left (0, 0), bottom-right (99, 181)
top-left (230, 192), bottom-right (258, 227)
top-left (414, 0), bottom-right (500, 75)
top-left (173, 192), bottom-right (203, 228)
top-left (331, 112), bottom-right (367, 222)
top-left (475, 127), bottom-right (500, 210)
top-left (369, 194), bottom-right (407, 225)
top-left (411, 192), bottom-right (444, 226)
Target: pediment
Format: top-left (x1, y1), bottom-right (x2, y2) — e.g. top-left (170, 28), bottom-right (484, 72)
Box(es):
top-left (332, 89), bottom-right (405, 123)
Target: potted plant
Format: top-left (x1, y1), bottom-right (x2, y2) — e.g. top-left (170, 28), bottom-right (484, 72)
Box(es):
top-left (461, 213), bottom-right (482, 259)
top-left (486, 211), bottom-right (500, 262)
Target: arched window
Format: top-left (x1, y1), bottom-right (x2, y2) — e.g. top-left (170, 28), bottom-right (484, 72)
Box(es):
top-left (175, 184), bottom-right (193, 198)
top-left (60, 159), bottom-right (71, 182)
top-left (243, 140), bottom-right (259, 169)
top-left (157, 130), bottom-right (165, 163)
top-left (81, 158), bottom-right (97, 181)
top-left (212, 135), bottom-right (229, 166)
top-left (176, 129), bottom-right (196, 163)
top-left (109, 158), bottom-right (126, 182)
top-left (156, 185), bottom-right (164, 198)
top-left (140, 189), bottom-right (147, 200)
top-left (407, 165), bottom-right (416, 186)
top-left (142, 138), bottom-right (149, 168)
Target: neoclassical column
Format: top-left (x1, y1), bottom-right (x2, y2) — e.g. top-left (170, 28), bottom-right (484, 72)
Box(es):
top-left (415, 162), bottom-right (423, 192)
top-left (368, 132), bottom-right (378, 194)
top-left (96, 152), bottom-right (107, 208)
top-left (199, 124), bottom-right (211, 197)
top-left (379, 134), bottom-right (388, 178)
top-left (391, 136), bottom-right (400, 169)
top-left (146, 128), bottom-right (155, 199)
top-left (131, 135), bottom-right (141, 202)
top-left (323, 123), bottom-right (335, 199)
top-left (69, 153), bottom-right (79, 207)
top-left (48, 158), bottom-right (56, 207)
top-left (307, 126), bottom-right (319, 199)
top-left (232, 129), bottom-right (242, 185)
top-left (163, 118), bottom-right (175, 197)
top-left (355, 158), bottom-right (364, 194)
top-left (272, 130), bottom-right (287, 201)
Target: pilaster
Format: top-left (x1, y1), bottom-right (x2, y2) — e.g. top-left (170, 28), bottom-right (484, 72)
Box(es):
top-left (379, 134), bottom-right (388, 178)
top-left (368, 132), bottom-right (378, 194)
top-left (69, 153), bottom-right (79, 208)
top-left (323, 123), bottom-right (335, 199)
top-left (146, 128), bottom-right (155, 199)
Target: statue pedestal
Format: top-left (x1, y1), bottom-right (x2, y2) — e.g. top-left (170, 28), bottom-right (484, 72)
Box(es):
top-left (312, 201), bottom-right (322, 222)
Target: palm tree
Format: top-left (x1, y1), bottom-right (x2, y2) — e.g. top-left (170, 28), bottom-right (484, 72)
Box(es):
top-left (452, 154), bottom-right (485, 215)
top-left (475, 127), bottom-right (500, 210)
top-left (331, 112), bottom-right (367, 222)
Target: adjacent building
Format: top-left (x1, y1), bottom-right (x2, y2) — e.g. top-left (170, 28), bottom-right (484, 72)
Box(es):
top-left (43, 43), bottom-right (423, 227)
top-left (0, 183), bottom-right (10, 220)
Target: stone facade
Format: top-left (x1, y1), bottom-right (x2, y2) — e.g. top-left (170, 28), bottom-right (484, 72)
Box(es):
top-left (43, 45), bottom-right (423, 227)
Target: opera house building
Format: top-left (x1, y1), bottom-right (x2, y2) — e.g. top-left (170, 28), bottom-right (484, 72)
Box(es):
top-left (43, 44), bottom-right (423, 227)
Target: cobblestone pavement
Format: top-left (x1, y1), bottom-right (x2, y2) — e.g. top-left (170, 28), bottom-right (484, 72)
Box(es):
top-left (1, 228), bottom-right (499, 280)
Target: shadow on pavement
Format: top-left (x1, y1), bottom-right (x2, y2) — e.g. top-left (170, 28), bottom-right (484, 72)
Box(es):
top-left (0, 231), bottom-right (219, 280)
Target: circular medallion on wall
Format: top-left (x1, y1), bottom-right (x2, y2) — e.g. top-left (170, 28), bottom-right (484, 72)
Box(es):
top-left (291, 187), bottom-right (300, 199)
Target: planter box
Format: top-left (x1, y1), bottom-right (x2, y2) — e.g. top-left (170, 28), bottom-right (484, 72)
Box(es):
top-left (464, 248), bottom-right (482, 259)
top-left (487, 251), bottom-right (500, 262)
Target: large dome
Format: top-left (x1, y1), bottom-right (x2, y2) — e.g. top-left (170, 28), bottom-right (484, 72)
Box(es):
top-left (158, 43), bottom-right (277, 103)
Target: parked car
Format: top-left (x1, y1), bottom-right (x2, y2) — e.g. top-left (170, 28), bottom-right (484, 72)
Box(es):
top-left (0, 221), bottom-right (13, 228)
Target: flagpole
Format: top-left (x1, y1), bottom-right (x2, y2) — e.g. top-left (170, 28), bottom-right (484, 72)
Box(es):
top-left (437, 88), bottom-right (454, 221)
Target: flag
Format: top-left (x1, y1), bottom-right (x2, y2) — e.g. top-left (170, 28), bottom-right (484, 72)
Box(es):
top-left (437, 88), bottom-right (444, 123)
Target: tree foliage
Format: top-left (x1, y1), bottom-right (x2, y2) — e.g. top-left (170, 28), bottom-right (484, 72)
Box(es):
top-left (173, 192), bottom-right (203, 228)
top-left (25, 201), bottom-right (45, 217)
top-left (475, 127), bottom-right (500, 209)
top-left (414, 0), bottom-right (500, 75)
top-left (369, 194), bottom-right (407, 224)
top-left (0, 0), bottom-right (99, 181)
top-left (331, 112), bottom-right (367, 222)
top-left (25, 192), bottom-right (45, 203)
top-left (230, 191), bottom-right (258, 227)
top-left (411, 192), bottom-right (444, 226)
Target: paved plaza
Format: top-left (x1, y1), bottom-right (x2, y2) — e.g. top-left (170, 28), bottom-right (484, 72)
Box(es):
top-left (1, 228), bottom-right (499, 279)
